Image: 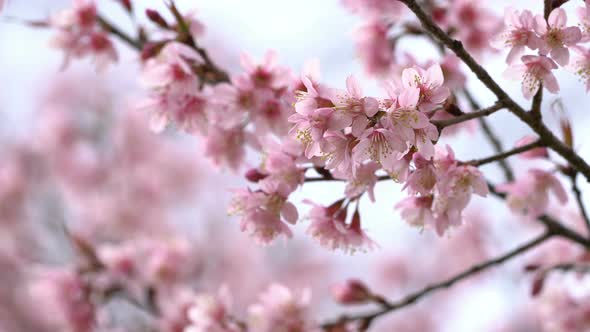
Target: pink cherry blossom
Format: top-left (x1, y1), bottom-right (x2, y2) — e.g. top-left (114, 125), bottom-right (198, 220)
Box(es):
top-left (184, 11), bottom-right (207, 41)
top-left (203, 125), bottom-right (249, 172)
top-left (405, 153), bottom-right (436, 195)
top-left (384, 79), bottom-right (439, 156)
top-left (344, 161), bottom-right (379, 202)
top-left (28, 268), bottom-right (95, 332)
top-left (395, 145), bottom-right (488, 236)
top-left (238, 50), bottom-right (293, 90)
top-left (569, 46), bottom-right (590, 91)
top-left (446, 0), bottom-right (502, 56)
top-left (352, 126), bottom-right (406, 172)
top-left (158, 288), bottom-right (197, 332)
top-left (228, 186), bottom-right (298, 245)
top-left (321, 132), bottom-right (356, 177)
top-left (440, 55), bottom-right (467, 90)
top-left (97, 237), bottom-right (191, 287)
top-left (515, 135), bottom-right (548, 159)
top-left (536, 275), bottom-right (590, 332)
top-left (497, 169), bottom-right (568, 219)
top-left (139, 43), bottom-right (207, 133)
top-left (385, 86), bottom-right (430, 146)
top-left (248, 284), bottom-right (314, 332)
top-left (258, 148), bottom-right (305, 197)
top-left (577, 0), bottom-right (590, 42)
top-left (305, 201), bottom-right (376, 254)
top-left (209, 80), bottom-right (253, 126)
top-left (506, 55), bottom-right (559, 99)
top-left (400, 64), bottom-right (450, 112)
top-left (354, 19), bottom-right (394, 77)
top-left (395, 195), bottom-right (435, 229)
top-left (49, 0), bottom-right (118, 71)
top-left (330, 75), bottom-right (379, 137)
top-left (342, 0), bottom-right (404, 20)
top-left (388, 151), bottom-right (413, 182)
top-left (185, 287), bottom-right (240, 332)
top-left (289, 77), bottom-right (347, 158)
top-left (330, 279), bottom-right (371, 304)
top-left (251, 92), bottom-right (293, 135)
top-left (413, 124), bottom-right (439, 160)
top-left (289, 106), bottom-right (348, 158)
top-left (534, 8), bottom-right (582, 66)
top-left (492, 7), bottom-right (540, 64)
top-left (431, 166), bottom-right (488, 236)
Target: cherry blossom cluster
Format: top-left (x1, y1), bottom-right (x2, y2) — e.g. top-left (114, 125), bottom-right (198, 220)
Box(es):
top-left (4, 74), bottom-right (331, 332)
top-left (493, 2), bottom-right (590, 98)
top-left (49, 0), bottom-right (118, 71)
top-left (492, 132), bottom-right (568, 222)
top-left (227, 62), bottom-right (489, 252)
top-left (396, 145), bottom-right (488, 236)
top-left (343, 0), bottom-right (500, 77)
top-left (185, 284), bottom-right (314, 332)
top-left (140, 45), bottom-right (295, 171)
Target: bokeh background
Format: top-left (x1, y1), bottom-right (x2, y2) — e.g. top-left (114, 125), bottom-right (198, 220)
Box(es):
top-left (1, 1), bottom-right (589, 331)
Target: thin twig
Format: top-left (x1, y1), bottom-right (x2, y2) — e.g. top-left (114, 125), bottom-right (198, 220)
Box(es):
top-left (531, 87), bottom-right (543, 117)
top-left (432, 101), bottom-right (504, 130)
top-left (463, 89), bottom-right (515, 182)
top-left (97, 16), bottom-right (143, 50)
top-left (544, 262), bottom-right (590, 274)
top-left (488, 183), bottom-right (590, 248)
top-left (544, 0), bottom-right (553, 20)
top-left (466, 139), bottom-right (544, 167)
top-left (304, 175), bottom-right (390, 183)
top-left (569, 172), bottom-right (590, 235)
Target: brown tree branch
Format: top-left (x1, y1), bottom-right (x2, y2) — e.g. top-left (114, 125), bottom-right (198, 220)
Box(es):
top-left (321, 231), bottom-right (553, 330)
top-left (531, 87), bottom-right (543, 117)
top-left (487, 183), bottom-right (590, 247)
top-left (569, 172), bottom-right (590, 235)
top-left (466, 139), bottom-right (544, 167)
top-left (97, 16), bottom-right (143, 50)
top-left (398, 0), bottom-right (590, 182)
top-left (432, 101), bottom-right (504, 130)
top-left (319, 180), bottom-right (590, 329)
top-left (463, 89), bottom-right (515, 182)
top-left (544, 0), bottom-right (553, 19)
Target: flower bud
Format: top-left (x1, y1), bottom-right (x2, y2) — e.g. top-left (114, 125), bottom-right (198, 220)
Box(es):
top-left (141, 42), bottom-right (163, 61)
top-left (245, 168), bottom-right (267, 183)
top-left (117, 0), bottom-right (132, 12)
top-left (330, 279), bottom-right (371, 304)
top-left (146, 9), bottom-right (169, 28)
